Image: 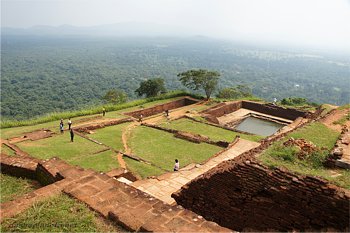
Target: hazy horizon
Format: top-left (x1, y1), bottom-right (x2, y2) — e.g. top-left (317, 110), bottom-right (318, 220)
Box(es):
top-left (2, 0), bottom-right (350, 53)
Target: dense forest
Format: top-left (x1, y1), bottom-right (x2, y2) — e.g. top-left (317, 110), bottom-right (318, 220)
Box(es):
top-left (1, 35), bottom-right (349, 120)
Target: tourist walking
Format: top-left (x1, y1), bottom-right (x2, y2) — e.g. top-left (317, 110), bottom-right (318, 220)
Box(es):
top-left (174, 159), bottom-right (180, 171)
top-left (68, 118), bottom-right (72, 130)
top-left (59, 119), bottom-right (64, 134)
top-left (70, 129), bottom-right (74, 142)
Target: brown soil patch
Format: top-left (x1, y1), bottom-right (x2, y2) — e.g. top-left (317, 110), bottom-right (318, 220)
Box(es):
top-left (320, 108), bottom-right (350, 132)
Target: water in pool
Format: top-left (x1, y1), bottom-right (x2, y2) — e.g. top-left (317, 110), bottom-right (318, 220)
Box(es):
top-left (234, 117), bottom-right (284, 136)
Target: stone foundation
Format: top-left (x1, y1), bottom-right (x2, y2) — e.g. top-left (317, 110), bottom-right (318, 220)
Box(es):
top-left (0, 154), bottom-right (231, 232)
top-left (172, 157), bottom-right (350, 232)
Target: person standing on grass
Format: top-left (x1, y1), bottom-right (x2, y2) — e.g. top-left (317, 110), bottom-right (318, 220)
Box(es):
top-left (68, 118), bottom-right (72, 130)
top-left (70, 129), bottom-right (74, 142)
top-left (60, 119), bottom-right (64, 134)
top-left (174, 159), bottom-right (180, 171)
top-left (102, 107), bottom-right (106, 117)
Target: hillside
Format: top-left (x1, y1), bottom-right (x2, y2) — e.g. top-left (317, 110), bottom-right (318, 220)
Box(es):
top-left (1, 35), bottom-right (349, 120)
top-left (1, 94), bottom-right (349, 232)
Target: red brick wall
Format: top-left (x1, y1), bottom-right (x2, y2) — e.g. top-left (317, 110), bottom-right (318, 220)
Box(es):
top-left (202, 101), bottom-right (242, 118)
top-left (202, 101), bottom-right (307, 121)
top-left (172, 159), bottom-right (350, 232)
top-left (242, 101), bottom-right (307, 120)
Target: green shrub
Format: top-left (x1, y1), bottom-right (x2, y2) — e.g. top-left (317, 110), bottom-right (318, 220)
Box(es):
top-left (269, 144), bottom-right (298, 162)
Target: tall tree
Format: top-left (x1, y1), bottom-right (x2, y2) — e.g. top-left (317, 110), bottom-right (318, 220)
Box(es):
top-left (135, 78), bottom-right (166, 98)
top-left (177, 69), bottom-right (220, 99)
top-left (102, 89), bottom-right (127, 104)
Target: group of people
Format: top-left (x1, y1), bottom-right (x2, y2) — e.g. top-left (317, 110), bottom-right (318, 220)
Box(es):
top-left (59, 119), bottom-right (74, 142)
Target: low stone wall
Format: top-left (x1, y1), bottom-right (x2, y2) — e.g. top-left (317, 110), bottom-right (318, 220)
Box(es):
top-left (125, 97), bottom-right (199, 118)
top-left (172, 157), bottom-right (350, 232)
top-left (75, 118), bottom-right (134, 133)
top-left (201, 101), bottom-right (242, 118)
top-left (0, 154), bottom-right (40, 180)
top-left (142, 123), bottom-right (230, 147)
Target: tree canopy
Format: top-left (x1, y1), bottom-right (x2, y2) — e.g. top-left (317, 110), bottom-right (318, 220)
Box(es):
top-left (217, 85), bottom-right (252, 99)
top-left (102, 89), bottom-right (127, 104)
top-left (135, 78), bottom-right (166, 98)
top-left (177, 69), bottom-right (220, 99)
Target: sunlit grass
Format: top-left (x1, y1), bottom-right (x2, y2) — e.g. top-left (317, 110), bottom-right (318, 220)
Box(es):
top-left (0, 194), bottom-right (123, 232)
top-left (124, 157), bottom-right (164, 179)
top-left (0, 173), bottom-right (40, 203)
top-left (129, 126), bottom-right (222, 171)
top-left (88, 123), bottom-right (130, 151)
top-left (16, 134), bottom-right (107, 161)
top-left (259, 122), bottom-right (349, 189)
top-left (161, 118), bottom-right (263, 142)
top-left (69, 150), bottom-right (120, 173)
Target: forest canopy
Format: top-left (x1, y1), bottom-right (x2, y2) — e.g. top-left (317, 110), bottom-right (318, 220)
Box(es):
top-left (1, 36), bottom-right (349, 120)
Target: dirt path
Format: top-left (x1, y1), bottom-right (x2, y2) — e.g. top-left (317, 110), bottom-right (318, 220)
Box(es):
top-left (320, 108), bottom-right (349, 132)
top-left (121, 122), bottom-right (139, 155)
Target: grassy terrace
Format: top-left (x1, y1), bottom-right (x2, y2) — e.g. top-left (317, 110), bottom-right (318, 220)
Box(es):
top-left (129, 126), bottom-right (222, 173)
top-left (161, 118), bottom-right (263, 142)
top-left (15, 134), bottom-right (120, 172)
top-left (0, 194), bottom-right (124, 232)
top-left (259, 122), bottom-right (350, 189)
top-left (0, 173), bottom-right (40, 203)
top-left (88, 123), bottom-right (129, 151)
top-left (124, 157), bottom-right (164, 179)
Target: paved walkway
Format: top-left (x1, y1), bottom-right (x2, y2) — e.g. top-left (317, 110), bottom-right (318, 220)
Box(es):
top-left (131, 139), bottom-right (260, 205)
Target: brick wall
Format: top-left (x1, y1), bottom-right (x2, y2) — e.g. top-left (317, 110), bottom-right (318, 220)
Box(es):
top-left (201, 101), bottom-right (307, 121)
top-left (242, 101), bottom-right (307, 120)
top-left (172, 158), bottom-right (350, 232)
top-left (125, 97), bottom-right (198, 118)
top-left (202, 101), bottom-right (242, 118)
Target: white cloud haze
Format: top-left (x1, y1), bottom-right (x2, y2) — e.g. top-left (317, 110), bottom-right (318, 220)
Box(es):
top-left (2, 0), bottom-right (350, 51)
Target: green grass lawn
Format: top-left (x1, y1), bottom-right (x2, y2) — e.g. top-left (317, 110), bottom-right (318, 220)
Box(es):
top-left (129, 126), bottom-right (222, 172)
top-left (124, 157), bottom-right (164, 179)
top-left (16, 133), bottom-right (107, 163)
top-left (0, 194), bottom-right (124, 232)
top-left (69, 150), bottom-right (120, 173)
top-left (0, 114), bottom-right (103, 139)
top-left (161, 118), bottom-right (263, 142)
top-left (259, 122), bottom-right (350, 189)
top-left (1, 144), bottom-right (16, 156)
top-left (0, 173), bottom-right (40, 203)
top-left (88, 123), bottom-right (130, 151)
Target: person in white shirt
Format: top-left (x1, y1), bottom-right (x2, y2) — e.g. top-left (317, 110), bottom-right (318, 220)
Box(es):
top-left (68, 118), bottom-right (72, 130)
top-left (174, 159), bottom-right (179, 171)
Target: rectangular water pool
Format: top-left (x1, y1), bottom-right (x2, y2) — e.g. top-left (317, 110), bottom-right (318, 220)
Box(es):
top-left (234, 116), bottom-right (284, 137)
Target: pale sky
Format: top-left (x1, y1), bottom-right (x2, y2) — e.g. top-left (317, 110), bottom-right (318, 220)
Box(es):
top-left (2, 0), bottom-right (350, 51)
